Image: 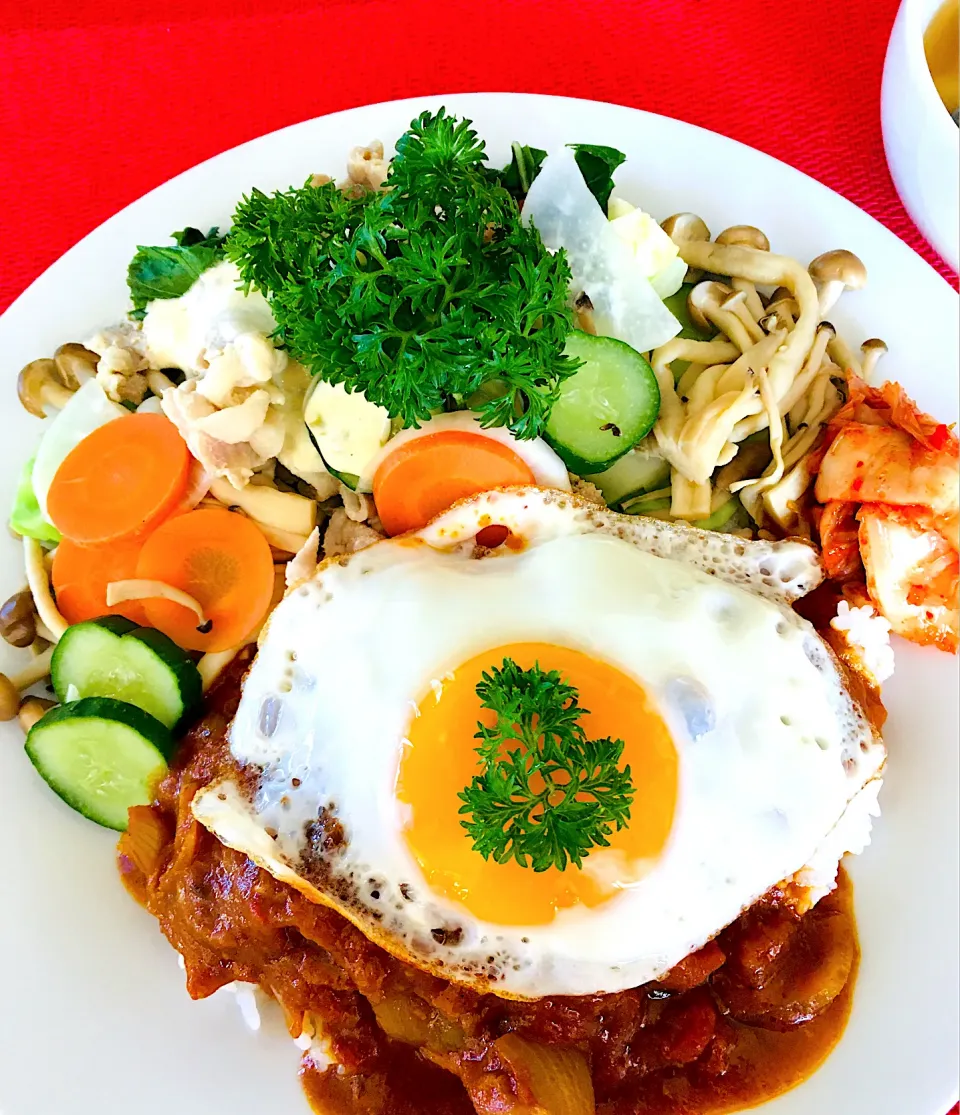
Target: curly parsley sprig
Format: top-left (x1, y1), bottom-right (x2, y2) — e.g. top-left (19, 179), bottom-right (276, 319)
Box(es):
top-left (226, 108), bottom-right (578, 440)
top-left (458, 659), bottom-right (635, 872)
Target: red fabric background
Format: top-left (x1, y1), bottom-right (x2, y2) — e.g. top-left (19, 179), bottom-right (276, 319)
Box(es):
top-left (0, 0), bottom-right (957, 317)
top-left (0, 2), bottom-right (957, 1110)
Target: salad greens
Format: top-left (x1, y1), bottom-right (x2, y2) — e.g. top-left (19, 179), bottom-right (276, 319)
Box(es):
top-left (458, 658), bottom-right (635, 872)
top-left (494, 141), bottom-right (626, 210)
top-left (497, 142), bottom-right (547, 198)
top-left (228, 110), bottom-right (578, 440)
top-left (120, 116), bottom-right (635, 444)
top-left (9, 458), bottom-right (60, 544)
top-left (127, 226), bottom-right (226, 320)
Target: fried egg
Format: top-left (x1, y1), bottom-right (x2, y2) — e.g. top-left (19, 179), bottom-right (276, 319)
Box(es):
top-left (192, 488), bottom-right (885, 999)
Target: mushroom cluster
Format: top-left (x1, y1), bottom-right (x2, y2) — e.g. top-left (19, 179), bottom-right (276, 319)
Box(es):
top-left (651, 219), bottom-right (886, 533)
top-left (16, 343), bottom-right (99, 418)
top-left (0, 587), bottom-right (56, 730)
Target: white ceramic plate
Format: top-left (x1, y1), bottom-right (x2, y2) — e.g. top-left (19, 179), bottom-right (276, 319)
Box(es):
top-left (0, 93), bottom-right (957, 1115)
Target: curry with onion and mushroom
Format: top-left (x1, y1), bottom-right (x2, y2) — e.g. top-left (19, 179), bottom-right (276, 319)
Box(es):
top-left (119, 653), bottom-right (861, 1115)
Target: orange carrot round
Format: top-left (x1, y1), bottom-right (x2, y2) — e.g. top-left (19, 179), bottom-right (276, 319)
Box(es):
top-left (52, 537), bottom-right (149, 626)
top-left (47, 413), bottom-right (191, 545)
top-left (134, 507), bottom-right (274, 652)
top-left (373, 431), bottom-right (536, 536)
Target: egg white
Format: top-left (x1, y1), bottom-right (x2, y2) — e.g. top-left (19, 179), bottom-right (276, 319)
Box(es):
top-left (193, 488), bottom-right (884, 999)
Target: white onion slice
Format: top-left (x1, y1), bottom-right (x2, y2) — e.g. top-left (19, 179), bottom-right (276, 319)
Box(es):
top-left (522, 149), bottom-right (681, 353)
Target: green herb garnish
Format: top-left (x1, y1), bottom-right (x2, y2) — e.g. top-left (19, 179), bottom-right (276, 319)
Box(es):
top-left (458, 658), bottom-right (635, 872)
top-left (126, 226), bottom-right (225, 320)
top-left (227, 109), bottom-right (578, 440)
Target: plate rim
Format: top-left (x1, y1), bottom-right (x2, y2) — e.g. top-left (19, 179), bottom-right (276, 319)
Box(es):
top-left (2, 91), bottom-right (958, 326)
top-left (0, 91), bottom-right (956, 1115)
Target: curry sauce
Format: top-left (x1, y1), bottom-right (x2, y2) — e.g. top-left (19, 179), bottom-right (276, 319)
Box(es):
top-left (118, 653), bottom-right (858, 1115)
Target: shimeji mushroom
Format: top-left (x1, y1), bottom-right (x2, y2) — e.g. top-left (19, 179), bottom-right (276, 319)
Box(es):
top-left (688, 282), bottom-right (758, 352)
top-left (674, 329), bottom-right (786, 488)
top-left (808, 250), bottom-right (867, 318)
top-left (778, 322), bottom-right (836, 419)
top-left (0, 647), bottom-right (54, 722)
top-left (0, 590), bottom-right (37, 649)
top-left (716, 226), bottom-right (769, 320)
top-left (22, 537), bottom-right (68, 642)
top-left (677, 240), bottom-right (819, 438)
top-left (720, 289), bottom-right (765, 345)
top-left (53, 342), bottom-right (98, 388)
top-left (661, 213), bottom-right (710, 282)
top-left (650, 336), bottom-right (741, 471)
top-left (860, 338), bottom-right (888, 381)
top-left (17, 358), bottom-right (78, 418)
top-left (650, 238), bottom-right (884, 535)
top-left (826, 331), bottom-right (863, 380)
top-left (762, 286), bottom-right (799, 332)
top-left (18, 697), bottom-right (55, 733)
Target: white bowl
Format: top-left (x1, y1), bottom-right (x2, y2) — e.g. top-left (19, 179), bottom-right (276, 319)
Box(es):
top-left (882, 0), bottom-right (960, 272)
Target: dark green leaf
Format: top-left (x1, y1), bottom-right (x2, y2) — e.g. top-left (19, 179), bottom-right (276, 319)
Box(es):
top-left (127, 227), bottom-right (225, 320)
top-left (171, 226), bottom-right (221, 249)
top-left (497, 142), bottom-right (548, 199)
top-left (569, 143), bottom-right (627, 211)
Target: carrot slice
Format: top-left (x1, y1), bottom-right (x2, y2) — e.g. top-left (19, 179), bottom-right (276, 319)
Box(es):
top-left (373, 431), bottom-right (536, 536)
top-left (52, 537), bottom-right (149, 626)
top-left (47, 413), bottom-right (191, 545)
top-left (134, 507), bottom-right (274, 652)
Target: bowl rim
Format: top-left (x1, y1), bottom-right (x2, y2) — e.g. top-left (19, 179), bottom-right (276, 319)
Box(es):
top-left (898, 0), bottom-right (960, 143)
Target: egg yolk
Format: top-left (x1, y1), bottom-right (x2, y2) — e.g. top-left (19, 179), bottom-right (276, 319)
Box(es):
top-left (397, 642), bottom-right (678, 925)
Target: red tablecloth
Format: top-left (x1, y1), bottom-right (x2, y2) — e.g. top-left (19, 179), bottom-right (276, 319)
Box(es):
top-left (0, 2), bottom-right (957, 1111)
top-left (0, 0), bottom-right (958, 317)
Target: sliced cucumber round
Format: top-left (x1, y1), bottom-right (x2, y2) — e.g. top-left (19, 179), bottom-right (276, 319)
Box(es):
top-left (585, 450), bottom-right (671, 508)
top-left (546, 331), bottom-right (661, 474)
top-left (25, 698), bottom-right (173, 831)
top-left (51, 617), bottom-right (202, 729)
top-left (305, 426), bottom-right (362, 492)
top-left (304, 378), bottom-right (391, 489)
top-left (693, 498), bottom-right (740, 532)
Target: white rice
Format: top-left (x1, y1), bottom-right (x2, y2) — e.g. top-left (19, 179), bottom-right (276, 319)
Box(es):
top-left (831, 600), bottom-right (895, 685)
top-left (217, 981), bottom-right (262, 1032)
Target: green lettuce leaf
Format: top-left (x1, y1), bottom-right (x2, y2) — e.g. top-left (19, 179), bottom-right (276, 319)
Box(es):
top-left (10, 458), bottom-right (60, 544)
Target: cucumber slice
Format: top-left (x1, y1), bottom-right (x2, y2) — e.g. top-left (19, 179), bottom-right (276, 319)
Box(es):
top-left (327, 463), bottom-right (362, 492)
top-left (692, 498), bottom-right (740, 532)
top-left (546, 332), bottom-right (661, 474)
top-left (621, 492), bottom-right (672, 516)
top-left (585, 450), bottom-right (671, 508)
top-left (25, 698), bottom-right (173, 831)
top-left (305, 426), bottom-right (362, 492)
top-left (304, 379), bottom-right (391, 487)
top-left (51, 617), bottom-right (202, 729)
